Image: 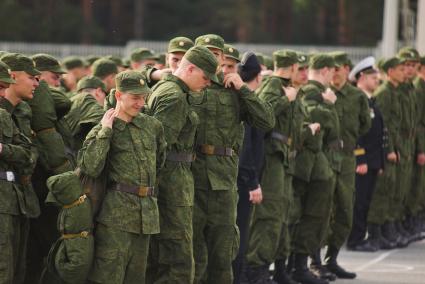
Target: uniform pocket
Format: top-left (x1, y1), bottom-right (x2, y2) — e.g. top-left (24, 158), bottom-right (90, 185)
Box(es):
top-left (88, 246), bottom-right (120, 283)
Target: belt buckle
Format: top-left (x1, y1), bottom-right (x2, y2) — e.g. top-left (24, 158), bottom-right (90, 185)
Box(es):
top-left (203, 145), bottom-right (215, 155)
top-left (138, 186), bottom-right (148, 197)
top-left (6, 171), bottom-right (15, 182)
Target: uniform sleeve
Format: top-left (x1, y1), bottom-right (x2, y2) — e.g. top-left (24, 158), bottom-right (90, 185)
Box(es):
top-left (239, 85), bottom-right (275, 131)
top-left (375, 90), bottom-right (397, 153)
top-left (0, 113), bottom-right (33, 167)
top-left (150, 93), bottom-right (187, 147)
top-left (155, 121), bottom-right (167, 173)
top-left (50, 88), bottom-right (72, 119)
top-left (258, 79), bottom-right (291, 116)
top-left (415, 83), bottom-right (425, 153)
top-left (358, 93), bottom-right (372, 136)
top-left (77, 124), bottom-right (113, 178)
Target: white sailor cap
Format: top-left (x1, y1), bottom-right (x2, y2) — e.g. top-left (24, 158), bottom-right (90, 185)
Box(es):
top-left (348, 56), bottom-right (377, 82)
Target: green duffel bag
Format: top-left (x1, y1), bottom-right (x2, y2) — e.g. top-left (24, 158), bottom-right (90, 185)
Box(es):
top-left (45, 171), bottom-right (94, 284)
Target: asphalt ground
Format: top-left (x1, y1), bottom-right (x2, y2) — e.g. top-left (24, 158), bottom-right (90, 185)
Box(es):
top-left (335, 239), bottom-right (425, 284)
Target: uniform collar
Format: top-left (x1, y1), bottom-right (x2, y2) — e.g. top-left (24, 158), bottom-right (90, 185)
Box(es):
top-left (113, 114), bottom-right (144, 131)
top-left (308, 80), bottom-right (326, 92)
top-left (0, 97), bottom-right (16, 114)
top-left (163, 74), bottom-right (190, 93)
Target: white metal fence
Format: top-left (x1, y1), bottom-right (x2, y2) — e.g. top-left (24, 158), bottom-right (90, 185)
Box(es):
top-left (0, 40), bottom-right (380, 63)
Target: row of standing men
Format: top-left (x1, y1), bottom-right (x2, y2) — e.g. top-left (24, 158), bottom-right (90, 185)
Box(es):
top-left (0, 34), bottom-right (424, 284)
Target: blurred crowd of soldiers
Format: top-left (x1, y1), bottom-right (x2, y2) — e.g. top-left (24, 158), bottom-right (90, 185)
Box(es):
top-left (0, 33), bottom-right (424, 284)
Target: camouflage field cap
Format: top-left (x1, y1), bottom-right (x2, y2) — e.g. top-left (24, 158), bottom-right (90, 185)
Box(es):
top-left (381, 57), bottom-right (403, 73)
top-left (1, 53), bottom-right (41, 76)
top-left (184, 45), bottom-right (219, 82)
top-left (62, 56), bottom-right (85, 70)
top-left (32, 53), bottom-right (66, 74)
top-left (92, 58), bottom-right (118, 78)
top-left (397, 46), bottom-right (420, 62)
top-left (76, 75), bottom-right (107, 93)
top-left (154, 53), bottom-right (166, 65)
top-left (130, 48), bottom-right (156, 62)
top-left (329, 51), bottom-right (352, 68)
top-left (263, 55), bottom-right (273, 70)
top-left (86, 55), bottom-right (101, 66)
top-left (0, 61), bottom-right (16, 84)
top-left (309, 53), bottom-right (336, 70)
top-left (104, 55), bottom-right (124, 67)
top-left (195, 34), bottom-right (225, 51)
top-left (168, 37), bottom-right (194, 53)
top-left (224, 44), bottom-right (240, 62)
top-left (273, 49), bottom-right (298, 68)
top-left (115, 70), bottom-right (151, 95)
top-left (297, 52), bottom-right (309, 68)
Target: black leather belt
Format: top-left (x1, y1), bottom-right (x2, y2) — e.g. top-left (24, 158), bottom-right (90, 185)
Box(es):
top-left (166, 152), bottom-right (196, 163)
top-left (0, 171), bottom-right (16, 182)
top-left (197, 144), bottom-right (234, 157)
top-left (110, 183), bottom-right (155, 197)
top-left (271, 132), bottom-right (292, 146)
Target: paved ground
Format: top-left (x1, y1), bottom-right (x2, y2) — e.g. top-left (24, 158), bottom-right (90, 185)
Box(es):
top-left (335, 239), bottom-right (425, 284)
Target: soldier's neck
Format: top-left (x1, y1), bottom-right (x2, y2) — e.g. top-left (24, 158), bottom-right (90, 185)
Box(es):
top-left (309, 74), bottom-right (328, 88)
top-left (273, 69), bottom-right (291, 80)
top-left (4, 89), bottom-right (22, 107)
top-left (388, 77), bottom-right (399, 87)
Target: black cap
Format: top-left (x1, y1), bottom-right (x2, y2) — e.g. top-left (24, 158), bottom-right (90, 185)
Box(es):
top-left (237, 52), bottom-right (262, 82)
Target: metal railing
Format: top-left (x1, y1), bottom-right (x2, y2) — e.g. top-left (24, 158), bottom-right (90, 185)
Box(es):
top-left (0, 40), bottom-right (380, 63)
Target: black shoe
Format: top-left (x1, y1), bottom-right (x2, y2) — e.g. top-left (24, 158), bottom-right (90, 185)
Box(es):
top-left (324, 263), bottom-right (356, 279)
top-left (324, 246), bottom-right (356, 279)
top-left (310, 264), bottom-right (337, 281)
top-left (273, 259), bottom-right (297, 284)
top-left (247, 265), bottom-right (277, 284)
top-left (293, 254), bottom-right (329, 284)
top-left (347, 240), bottom-right (379, 252)
top-left (378, 235), bottom-right (397, 250)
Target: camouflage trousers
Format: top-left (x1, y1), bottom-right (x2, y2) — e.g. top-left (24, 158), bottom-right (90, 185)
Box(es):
top-left (394, 152), bottom-right (413, 220)
top-left (147, 204), bottom-right (194, 284)
top-left (245, 152), bottom-right (293, 267)
top-left (291, 176), bottom-right (334, 255)
top-left (0, 213), bottom-right (29, 284)
top-left (88, 223), bottom-right (150, 284)
top-left (192, 187), bottom-right (239, 284)
top-left (407, 161), bottom-right (425, 216)
top-left (327, 153), bottom-right (356, 249)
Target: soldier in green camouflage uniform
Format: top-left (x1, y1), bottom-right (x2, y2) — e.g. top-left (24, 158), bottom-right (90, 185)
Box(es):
top-left (61, 56), bottom-right (87, 94)
top-left (0, 58), bottom-right (38, 284)
top-left (146, 46), bottom-right (218, 284)
top-left (244, 49), bottom-right (300, 283)
top-left (413, 56), bottom-right (425, 235)
top-left (64, 76), bottom-right (106, 153)
top-left (190, 34), bottom-right (275, 283)
top-left (79, 70), bottom-right (166, 284)
top-left (291, 53), bottom-right (340, 284)
top-left (92, 58), bottom-right (118, 93)
top-left (321, 52), bottom-right (371, 279)
top-left (368, 57), bottom-right (408, 247)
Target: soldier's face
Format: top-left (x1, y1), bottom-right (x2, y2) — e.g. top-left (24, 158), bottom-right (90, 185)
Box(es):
top-left (389, 65), bottom-right (405, 83)
top-left (40, 71), bottom-right (61, 87)
top-left (187, 64), bottom-right (211, 91)
top-left (221, 57), bottom-right (238, 76)
top-left (363, 73), bottom-right (379, 93)
top-left (72, 67), bottom-right (87, 81)
top-left (117, 92), bottom-right (146, 118)
top-left (10, 71), bottom-right (39, 100)
top-left (332, 65), bottom-right (348, 85)
top-left (419, 65), bottom-right (425, 78)
top-left (293, 66), bottom-right (308, 86)
top-left (403, 61), bottom-right (418, 80)
top-left (0, 82), bottom-right (10, 97)
top-left (208, 48), bottom-right (225, 65)
top-left (167, 52), bottom-right (185, 72)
